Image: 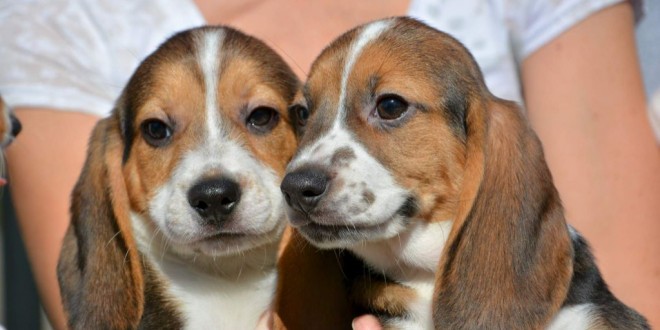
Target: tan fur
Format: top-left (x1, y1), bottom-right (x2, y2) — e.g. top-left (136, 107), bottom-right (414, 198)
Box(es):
top-left (433, 98), bottom-right (573, 329)
top-left (124, 60), bottom-right (205, 212)
top-left (345, 42), bottom-right (466, 223)
top-left (218, 57), bottom-right (297, 175)
top-left (350, 278), bottom-right (417, 319)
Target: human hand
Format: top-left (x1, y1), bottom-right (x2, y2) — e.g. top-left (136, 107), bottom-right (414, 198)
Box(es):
top-left (352, 314), bottom-right (382, 330)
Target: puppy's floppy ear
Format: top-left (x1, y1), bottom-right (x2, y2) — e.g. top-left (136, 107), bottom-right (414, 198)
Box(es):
top-left (433, 96), bottom-right (574, 329)
top-left (58, 117), bottom-right (144, 329)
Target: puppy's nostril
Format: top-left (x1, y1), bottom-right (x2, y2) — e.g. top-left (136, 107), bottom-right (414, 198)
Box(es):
top-left (302, 189), bottom-right (323, 198)
top-left (221, 197), bottom-right (235, 207)
top-left (194, 200), bottom-right (209, 211)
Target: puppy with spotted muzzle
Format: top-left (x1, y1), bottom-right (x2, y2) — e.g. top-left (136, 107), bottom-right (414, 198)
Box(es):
top-left (277, 17), bottom-right (648, 330)
top-left (0, 95), bottom-right (22, 186)
top-left (57, 26), bottom-right (299, 329)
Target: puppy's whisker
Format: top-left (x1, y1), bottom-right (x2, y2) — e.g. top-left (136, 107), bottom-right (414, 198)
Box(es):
top-left (123, 247), bottom-right (131, 266)
top-left (105, 230), bottom-right (122, 248)
top-left (333, 249), bottom-right (347, 279)
top-left (236, 257), bottom-right (244, 281)
top-left (148, 227), bottom-right (163, 254)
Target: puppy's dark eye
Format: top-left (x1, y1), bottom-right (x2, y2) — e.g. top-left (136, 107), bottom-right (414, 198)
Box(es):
top-left (247, 107), bottom-right (279, 133)
top-left (289, 105), bottom-right (309, 127)
top-left (141, 119), bottom-right (172, 147)
top-left (376, 95), bottom-right (408, 120)
top-left (297, 106), bottom-right (309, 126)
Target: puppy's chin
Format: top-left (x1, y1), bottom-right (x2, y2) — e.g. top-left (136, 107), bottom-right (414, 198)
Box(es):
top-left (133, 212), bottom-right (286, 259)
top-left (289, 197), bottom-right (417, 249)
top-left (181, 220), bottom-right (286, 258)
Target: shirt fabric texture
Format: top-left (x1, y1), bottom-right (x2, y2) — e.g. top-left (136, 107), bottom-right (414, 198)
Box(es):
top-left (0, 0), bottom-right (642, 118)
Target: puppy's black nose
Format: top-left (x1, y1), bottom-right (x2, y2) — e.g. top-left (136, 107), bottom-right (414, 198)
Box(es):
top-left (9, 114), bottom-right (21, 137)
top-left (188, 178), bottom-right (241, 225)
top-left (281, 168), bottom-right (329, 213)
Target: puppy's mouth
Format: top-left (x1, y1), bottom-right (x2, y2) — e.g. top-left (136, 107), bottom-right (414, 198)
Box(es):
top-left (188, 223), bottom-right (285, 256)
top-left (297, 222), bottom-right (389, 246)
top-left (293, 196), bottom-right (418, 248)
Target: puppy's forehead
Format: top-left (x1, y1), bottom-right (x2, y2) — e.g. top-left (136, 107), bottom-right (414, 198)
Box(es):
top-left (119, 26), bottom-right (297, 160)
top-left (300, 18), bottom-right (484, 146)
top-left (300, 19), bottom-right (394, 144)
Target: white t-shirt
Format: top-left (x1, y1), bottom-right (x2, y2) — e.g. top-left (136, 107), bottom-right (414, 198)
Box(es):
top-left (0, 0), bottom-right (640, 118)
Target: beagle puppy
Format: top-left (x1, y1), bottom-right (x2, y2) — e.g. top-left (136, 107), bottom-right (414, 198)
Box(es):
top-left (57, 26), bottom-right (299, 329)
top-left (277, 17), bottom-right (649, 329)
top-left (0, 95), bottom-right (21, 185)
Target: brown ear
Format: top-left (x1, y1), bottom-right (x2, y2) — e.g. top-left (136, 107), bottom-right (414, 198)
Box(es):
top-left (57, 117), bottom-right (144, 329)
top-left (433, 97), bottom-right (574, 329)
top-left (274, 229), bottom-right (354, 330)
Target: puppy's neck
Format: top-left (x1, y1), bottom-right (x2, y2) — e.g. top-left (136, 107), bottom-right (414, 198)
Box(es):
top-left (350, 219), bottom-right (453, 282)
top-left (130, 212), bottom-right (278, 329)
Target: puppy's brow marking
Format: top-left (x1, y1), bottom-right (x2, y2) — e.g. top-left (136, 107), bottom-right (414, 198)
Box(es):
top-left (336, 20), bottom-right (393, 126)
top-left (197, 30), bottom-right (226, 141)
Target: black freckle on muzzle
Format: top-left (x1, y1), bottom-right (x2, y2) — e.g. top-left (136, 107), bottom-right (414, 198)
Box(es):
top-left (330, 146), bottom-right (356, 167)
top-left (397, 195), bottom-right (419, 218)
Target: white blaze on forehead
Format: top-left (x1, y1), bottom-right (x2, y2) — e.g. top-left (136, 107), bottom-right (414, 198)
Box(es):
top-left (289, 19), bottom-right (394, 168)
top-left (196, 30), bottom-right (226, 141)
top-left (336, 19), bottom-right (393, 124)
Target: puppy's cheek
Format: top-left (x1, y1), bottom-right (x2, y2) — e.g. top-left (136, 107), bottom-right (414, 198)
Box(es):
top-left (221, 158), bottom-right (283, 234)
top-left (332, 160), bottom-right (408, 224)
top-left (148, 182), bottom-right (201, 242)
top-left (124, 162), bottom-right (149, 212)
top-left (285, 208), bottom-right (310, 227)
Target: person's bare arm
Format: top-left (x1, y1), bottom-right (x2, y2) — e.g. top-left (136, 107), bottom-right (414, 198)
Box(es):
top-left (6, 109), bottom-right (99, 330)
top-left (522, 3), bottom-right (660, 327)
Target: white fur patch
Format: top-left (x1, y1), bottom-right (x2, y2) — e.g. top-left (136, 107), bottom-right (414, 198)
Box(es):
top-left (197, 30), bottom-right (225, 141)
top-left (546, 304), bottom-right (596, 330)
top-left (290, 125), bottom-right (409, 226)
top-left (133, 213), bottom-right (277, 330)
top-left (568, 224), bottom-right (580, 241)
top-left (288, 124), bottom-right (410, 249)
top-left (353, 220), bottom-right (453, 329)
top-left (352, 220), bottom-right (452, 279)
top-left (337, 19), bottom-right (393, 122)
